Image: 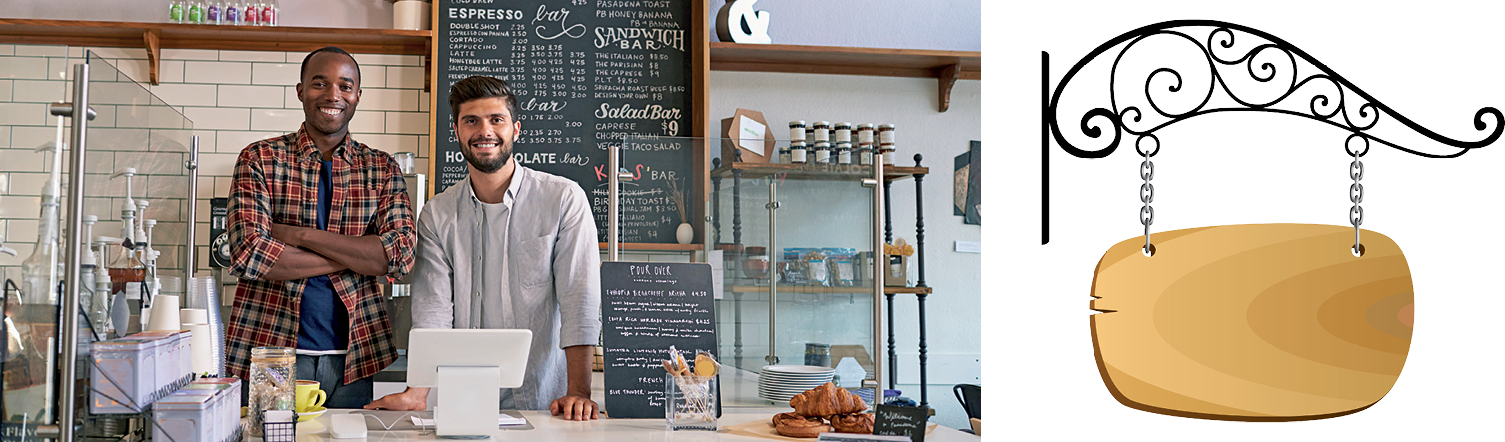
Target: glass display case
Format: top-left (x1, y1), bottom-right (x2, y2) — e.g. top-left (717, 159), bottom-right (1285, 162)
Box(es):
top-left (612, 136), bottom-right (923, 407)
top-left (0, 46), bottom-right (198, 439)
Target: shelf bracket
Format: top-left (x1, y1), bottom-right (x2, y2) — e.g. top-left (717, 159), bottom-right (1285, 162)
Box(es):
top-left (144, 28), bottom-right (161, 85)
top-left (938, 63), bottom-right (959, 113)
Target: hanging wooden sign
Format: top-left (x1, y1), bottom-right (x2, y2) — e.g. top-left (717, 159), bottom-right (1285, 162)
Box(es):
top-left (1090, 223), bottom-right (1412, 421)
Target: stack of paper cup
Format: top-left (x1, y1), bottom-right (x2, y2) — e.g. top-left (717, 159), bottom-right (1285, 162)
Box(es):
top-left (145, 294), bottom-right (181, 332)
top-left (181, 308), bottom-right (214, 376)
top-left (188, 276), bottom-right (226, 376)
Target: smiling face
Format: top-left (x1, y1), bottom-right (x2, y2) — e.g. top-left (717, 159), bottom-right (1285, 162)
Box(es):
top-left (453, 96), bottom-right (520, 174)
top-left (296, 51), bottom-right (361, 138)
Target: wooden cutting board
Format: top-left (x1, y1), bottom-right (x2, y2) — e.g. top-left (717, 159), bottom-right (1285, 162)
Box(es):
top-left (1091, 224), bottom-right (1412, 421)
top-left (723, 418), bottom-right (938, 441)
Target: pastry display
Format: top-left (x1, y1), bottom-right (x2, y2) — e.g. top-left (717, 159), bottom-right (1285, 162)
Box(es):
top-left (789, 382), bottom-right (867, 418)
top-left (773, 412), bottom-right (832, 438)
top-left (829, 412), bottom-right (875, 434)
top-left (770, 382), bottom-right (873, 437)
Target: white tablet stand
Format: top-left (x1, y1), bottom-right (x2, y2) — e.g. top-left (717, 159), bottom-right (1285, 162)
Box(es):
top-left (406, 329), bottom-right (533, 439)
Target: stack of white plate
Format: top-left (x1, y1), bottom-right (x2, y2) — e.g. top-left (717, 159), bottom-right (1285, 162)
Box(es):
top-left (757, 365), bottom-right (835, 403)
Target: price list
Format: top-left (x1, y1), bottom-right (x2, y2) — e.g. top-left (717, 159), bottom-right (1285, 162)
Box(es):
top-left (435, 0), bottom-right (694, 243)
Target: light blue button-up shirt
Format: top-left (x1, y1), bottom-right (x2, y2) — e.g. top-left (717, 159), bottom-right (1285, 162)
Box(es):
top-left (410, 165), bottom-right (602, 410)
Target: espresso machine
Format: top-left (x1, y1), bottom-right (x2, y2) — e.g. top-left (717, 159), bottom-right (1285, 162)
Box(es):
top-left (384, 152), bottom-right (425, 352)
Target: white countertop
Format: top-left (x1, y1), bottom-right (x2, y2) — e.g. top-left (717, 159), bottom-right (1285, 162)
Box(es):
top-left (259, 371), bottom-right (978, 441)
top-left (272, 408), bottom-right (979, 441)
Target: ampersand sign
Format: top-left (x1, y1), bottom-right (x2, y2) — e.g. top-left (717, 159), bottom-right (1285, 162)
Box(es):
top-left (716, 0), bottom-right (772, 44)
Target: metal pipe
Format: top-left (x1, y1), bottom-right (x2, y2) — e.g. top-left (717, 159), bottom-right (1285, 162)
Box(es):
top-left (185, 136), bottom-right (199, 279)
top-left (871, 156), bottom-right (886, 398)
top-left (58, 61), bottom-right (94, 442)
top-left (608, 138), bottom-right (620, 262)
top-left (765, 178), bottom-right (779, 365)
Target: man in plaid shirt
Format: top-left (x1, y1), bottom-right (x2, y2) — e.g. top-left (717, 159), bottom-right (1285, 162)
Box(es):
top-left (226, 47), bottom-right (416, 408)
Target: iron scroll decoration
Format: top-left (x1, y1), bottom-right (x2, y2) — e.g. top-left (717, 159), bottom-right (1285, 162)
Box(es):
top-left (1040, 19), bottom-right (1504, 244)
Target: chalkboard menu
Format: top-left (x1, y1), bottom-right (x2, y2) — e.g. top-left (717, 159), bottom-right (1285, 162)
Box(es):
top-left (600, 261), bottom-right (718, 418)
top-left (434, 0), bottom-right (695, 243)
top-left (874, 404), bottom-right (931, 442)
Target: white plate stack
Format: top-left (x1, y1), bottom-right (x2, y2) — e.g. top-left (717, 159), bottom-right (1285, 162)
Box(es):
top-left (757, 365), bottom-right (835, 404)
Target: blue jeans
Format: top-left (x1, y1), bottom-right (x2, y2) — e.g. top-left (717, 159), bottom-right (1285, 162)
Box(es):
top-left (295, 354), bottom-right (373, 409)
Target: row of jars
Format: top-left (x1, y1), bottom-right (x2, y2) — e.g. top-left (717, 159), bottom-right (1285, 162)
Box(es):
top-left (779, 121), bottom-right (897, 166)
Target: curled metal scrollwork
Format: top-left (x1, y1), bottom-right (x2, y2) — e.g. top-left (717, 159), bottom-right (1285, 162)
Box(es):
top-left (1046, 20), bottom-right (1503, 159)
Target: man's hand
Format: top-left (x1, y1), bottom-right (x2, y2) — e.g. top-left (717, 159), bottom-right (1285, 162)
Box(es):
top-left (269, 223), bottom-right (310, 248)
top-left (549, 394), bottom-right (599, 421)
top-left (364, 387), bottom-right (429, 411)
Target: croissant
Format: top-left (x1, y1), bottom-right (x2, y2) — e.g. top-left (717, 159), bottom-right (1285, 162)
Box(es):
top-left (773, 412), bottom-right (831, 438)
top-left (829, 413), bottom-right (875, 434)
top-left (789, 382), bottom-right (868, 418)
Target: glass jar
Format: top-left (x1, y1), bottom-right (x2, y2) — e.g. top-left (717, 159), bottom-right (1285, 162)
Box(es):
top-left (856, 143), bottom-right (873, 166)
top-left (879, 143), bottom-right (896, 166)
top-left (665, 373), bottom-right (717, 431)
top-left (248, 347), bottom-right (295, 436)
top-left (778, 146), bottom-right (791, 164)
top-left (790, 141), bottom-right (808, 164)
top-left (834, 122), bottom-right (852, 143)
top-left (856, 123), bottom-right (874, 145)
top-left (812, 121), bottom-right (831, 143)
top-left (788, 121), bottom-right (806, 143)
top-left (878, 124), bottom-right (895, 145)
top-left (835, 142), bottom-right (852, 165)
top-left (804, 343), bottom-right (832, 367)
top-left (812, 141), bottom-right (831, 165)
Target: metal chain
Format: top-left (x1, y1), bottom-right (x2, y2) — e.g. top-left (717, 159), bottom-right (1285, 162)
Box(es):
top-left (1349, 146), bottom-right (1364, 255)
top-left (1139, 149), bottom-right (1155, 256)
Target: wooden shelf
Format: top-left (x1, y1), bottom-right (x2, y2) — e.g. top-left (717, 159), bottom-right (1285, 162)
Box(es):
top-left (709, 42), bottom-right (981, 112)
top-left (727, 285), bottom-right (931, 295)
top-left (711, 162), bottom-right (929, 181)
top-left (0, 19), bottom-right (431, 88)
top-left (597, 242), bottom-right (703, 252)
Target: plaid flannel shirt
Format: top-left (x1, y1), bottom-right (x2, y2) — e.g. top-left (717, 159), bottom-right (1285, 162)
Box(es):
top-left (225, 127), bottom-right (415, 385)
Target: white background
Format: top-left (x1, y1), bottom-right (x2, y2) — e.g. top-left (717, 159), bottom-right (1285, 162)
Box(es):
top-left (985, 0), bottom-right (1503, 439)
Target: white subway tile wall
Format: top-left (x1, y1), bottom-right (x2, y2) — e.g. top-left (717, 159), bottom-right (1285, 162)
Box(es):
top-left (1, 45), bottom-right (435, 279)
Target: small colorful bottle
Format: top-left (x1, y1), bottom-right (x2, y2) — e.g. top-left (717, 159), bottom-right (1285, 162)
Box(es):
top-left (187, 1), bottom-right (203, 24)
top-left (243, 1), bottom-right (259, 26)
top-left (261, 0), bottom-right (277, 26)
top-left (168, 0), bottom-right (184, 23)
top-left (207, 1), bottom-right (222, 25)
top-left (225, 1), bottom-right (240, 25)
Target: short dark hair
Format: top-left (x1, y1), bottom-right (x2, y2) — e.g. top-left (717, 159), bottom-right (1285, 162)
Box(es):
top-left (299, 46), bottom-right (360, 86)
top-left (448, 76), bottom-right (519, 124)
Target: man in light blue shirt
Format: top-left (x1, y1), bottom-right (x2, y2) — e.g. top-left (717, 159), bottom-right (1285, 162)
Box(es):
top-left (364, 76), bottom-right (602, 420)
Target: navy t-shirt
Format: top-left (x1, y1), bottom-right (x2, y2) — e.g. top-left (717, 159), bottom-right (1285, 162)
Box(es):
top-left (297, 160), bottom-right (348, 351)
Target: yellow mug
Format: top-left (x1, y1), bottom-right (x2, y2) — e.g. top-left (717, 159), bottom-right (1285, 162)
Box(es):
top-left (295, 380), bottom-right (327, 412)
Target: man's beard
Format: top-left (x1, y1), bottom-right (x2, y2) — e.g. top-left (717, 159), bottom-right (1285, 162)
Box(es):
top-left (462, 138), bottom-right (510, 173)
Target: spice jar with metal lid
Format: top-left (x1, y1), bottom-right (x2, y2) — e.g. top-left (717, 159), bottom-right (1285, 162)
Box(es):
top-left (790, 141), bottom-right (808, 164)
top-left (878, 124), bottom-right (895, 145)
top-left (856, 143), bottom-right (874, 166)
top-left (788, 121), bottom-right (807, 142)
top-left (835, 142), bottom-right (853, 165)
top-left (834, 122), bottom-right (852, 143)
top-left (778, 145), bottom-right (792, 163)
top-left (856, 124), bottom-right (875, 145)
top-left (879, 143), bottom-right (896, 166)
top-left (813, 141), bottom-right (832, 165)
top-left (813, 121), bottom-right (831, 143)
